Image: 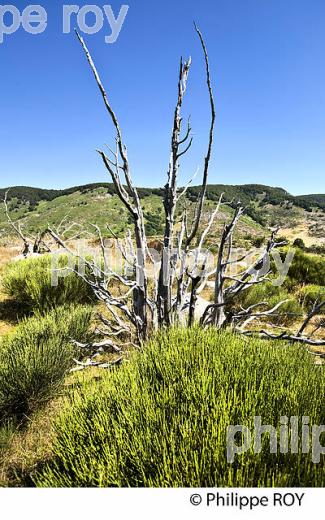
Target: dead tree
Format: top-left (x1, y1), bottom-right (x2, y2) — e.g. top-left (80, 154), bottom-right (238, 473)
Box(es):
top-left (195, 211), bottom-right (325, 345)
top-left (2, 190), bottom-right (50, 256)
top-left (167, 25), bottom-right (217, 326)
top-left (200, 215), bottom-right (288, 328)
top-left (75, 31), bottom-right (149, 341)
top-left (45, 27), bottom-right (324, 365)
top-left (156, 26), bottom-right (216, 327)
top-left (157, 54), bottom-right (192, 326)
top-left (244, 299), bottom-right (325, 346)
top-left (68, 25), bottom-right (217, 341)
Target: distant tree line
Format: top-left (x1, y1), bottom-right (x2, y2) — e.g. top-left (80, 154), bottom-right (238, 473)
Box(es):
top-left (1, 183), bottom-right (324, 213)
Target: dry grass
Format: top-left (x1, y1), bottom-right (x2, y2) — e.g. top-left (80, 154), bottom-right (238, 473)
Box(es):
top-left (0, 320), bottom-right (14, 337)
top-left (0, 366), bottom-right (112, 487)
top-left (281, 221), bottom-right (324, 247)
top-left (0, 246), bottom-right (20, 269)
top-left (0, 398), bottom-right (61, 487)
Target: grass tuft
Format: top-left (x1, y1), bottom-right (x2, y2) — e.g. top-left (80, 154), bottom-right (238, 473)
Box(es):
top-left (0, 305), bottom-right (93, 423)
top-left (1, 254), bottom-right (96, 314)
top-left (35, 327), bottom-right (325, 487)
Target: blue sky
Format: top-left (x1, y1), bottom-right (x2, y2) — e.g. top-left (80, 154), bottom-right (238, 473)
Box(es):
top-left (1, 0), bottom-right (325, 194)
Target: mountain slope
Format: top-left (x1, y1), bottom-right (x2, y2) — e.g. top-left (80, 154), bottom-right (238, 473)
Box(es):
top-left (1, 183), bottom-right (324, 211)
top-left (0, 183), bottom-right (324, 246)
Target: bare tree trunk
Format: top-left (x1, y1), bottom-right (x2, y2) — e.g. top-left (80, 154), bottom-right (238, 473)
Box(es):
top-left (77, 31), bottom-right (149, 341)
top-left (188, 274), bottom-right (200, 327)
top-left (174, 24), bottom-right (216, 317)
top-left (157, 57), bottom-right (192, 326)
top-left (212, 205), bottom-right (244, 326)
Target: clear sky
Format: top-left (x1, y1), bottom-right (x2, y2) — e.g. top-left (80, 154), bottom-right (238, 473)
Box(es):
top-left (1, 0), bottom-right (325, 195)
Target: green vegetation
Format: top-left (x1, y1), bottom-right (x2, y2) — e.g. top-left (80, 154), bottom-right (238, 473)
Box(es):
top-left (298, 285), bottom-right (325, 310)
top-left (144, 211), bottom-right (165, 236)
top-left (232, 282), bottom-right (303, 325)
top-left (0, 186), bottom-right (323, 488)
top-left (0, 335), bottom-right (69, 423)
top-left (293, 238), bottom-right (306, 249)
top-left (0, 183), bottom-right (163, 208)
top-left (235, 250), bottom-right (325, 324)
top-left (188, 184), bottom-right (325, 211)
top-left (287, 249), bottom-right (325, 287)
top-left (1, 183), bottom-right (324, 241)
top-left (1, 304), bottom-right (93, 349)
top-left (295, 193), bottom-right (325, 212)
top-left (2, 255), bottom-right (95, 314)
top-left (35, 327), bottom-right (324, 487)
top-left (0, 305), bottom-right (92, 423)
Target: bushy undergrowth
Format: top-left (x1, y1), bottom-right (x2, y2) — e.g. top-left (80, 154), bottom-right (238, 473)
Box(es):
top-left (231, 282), bottom-right (303, 325)
top-left (298, 285), bottom-right (325, 311)
top-left (35, 327), bottom-right (325, 487)
top-left (2, 255), bottom-right (95, 314)
top-left (287, 249), bottom-right (325, 287)
top-left (0, 305), bottom-right (92, 422)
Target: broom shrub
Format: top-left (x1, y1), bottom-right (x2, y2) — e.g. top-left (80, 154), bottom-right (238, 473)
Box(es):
top-left (0, 305), bottom-right (92, 422)
top-left (35, 327), bottom-right (325, 487)
top-left (2, 255), bottom-right (96, 314)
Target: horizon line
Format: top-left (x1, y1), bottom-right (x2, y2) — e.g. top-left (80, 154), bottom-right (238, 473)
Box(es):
top-left (0, 182), bottom-right (323, 198)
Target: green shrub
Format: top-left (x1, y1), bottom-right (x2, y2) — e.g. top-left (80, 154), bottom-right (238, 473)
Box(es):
top-left (35, 327), bottom-right (325, 487)
top-left (231, 282), bottom-right (303, 325)
top-left (144, 212), bottom-right (165, 236)
top-left (1, 304), bottom-right (93, 348)
top-left (1, 255), bottom-right (96, 314)
top-left (0, 337), bottom-right (71, 423)
top-left (293, 238), bottom-right (305, 250)
top-left (287, 249), bottom-right (325, 287)
top-left (0, 305), bottom-right (92, 422)
top-left (298, 285), bottom-right (325, 311)
top-left (251, 236), bottom-right (265, 248)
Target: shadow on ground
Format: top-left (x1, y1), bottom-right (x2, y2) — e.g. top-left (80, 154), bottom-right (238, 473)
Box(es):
top-left (0, 299), bottom-right (26, 335)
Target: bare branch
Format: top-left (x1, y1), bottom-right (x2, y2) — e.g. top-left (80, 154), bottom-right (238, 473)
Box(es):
top-left (185, 24), bottom-right (216, 248)
top-left (297, 299), bottom-right (325, 337)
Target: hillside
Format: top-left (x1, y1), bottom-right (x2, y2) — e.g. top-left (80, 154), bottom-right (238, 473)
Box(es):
top-left (0, 183), bottom-right (324, 246)
top-left (1, 183), bottom-right (324, 211)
